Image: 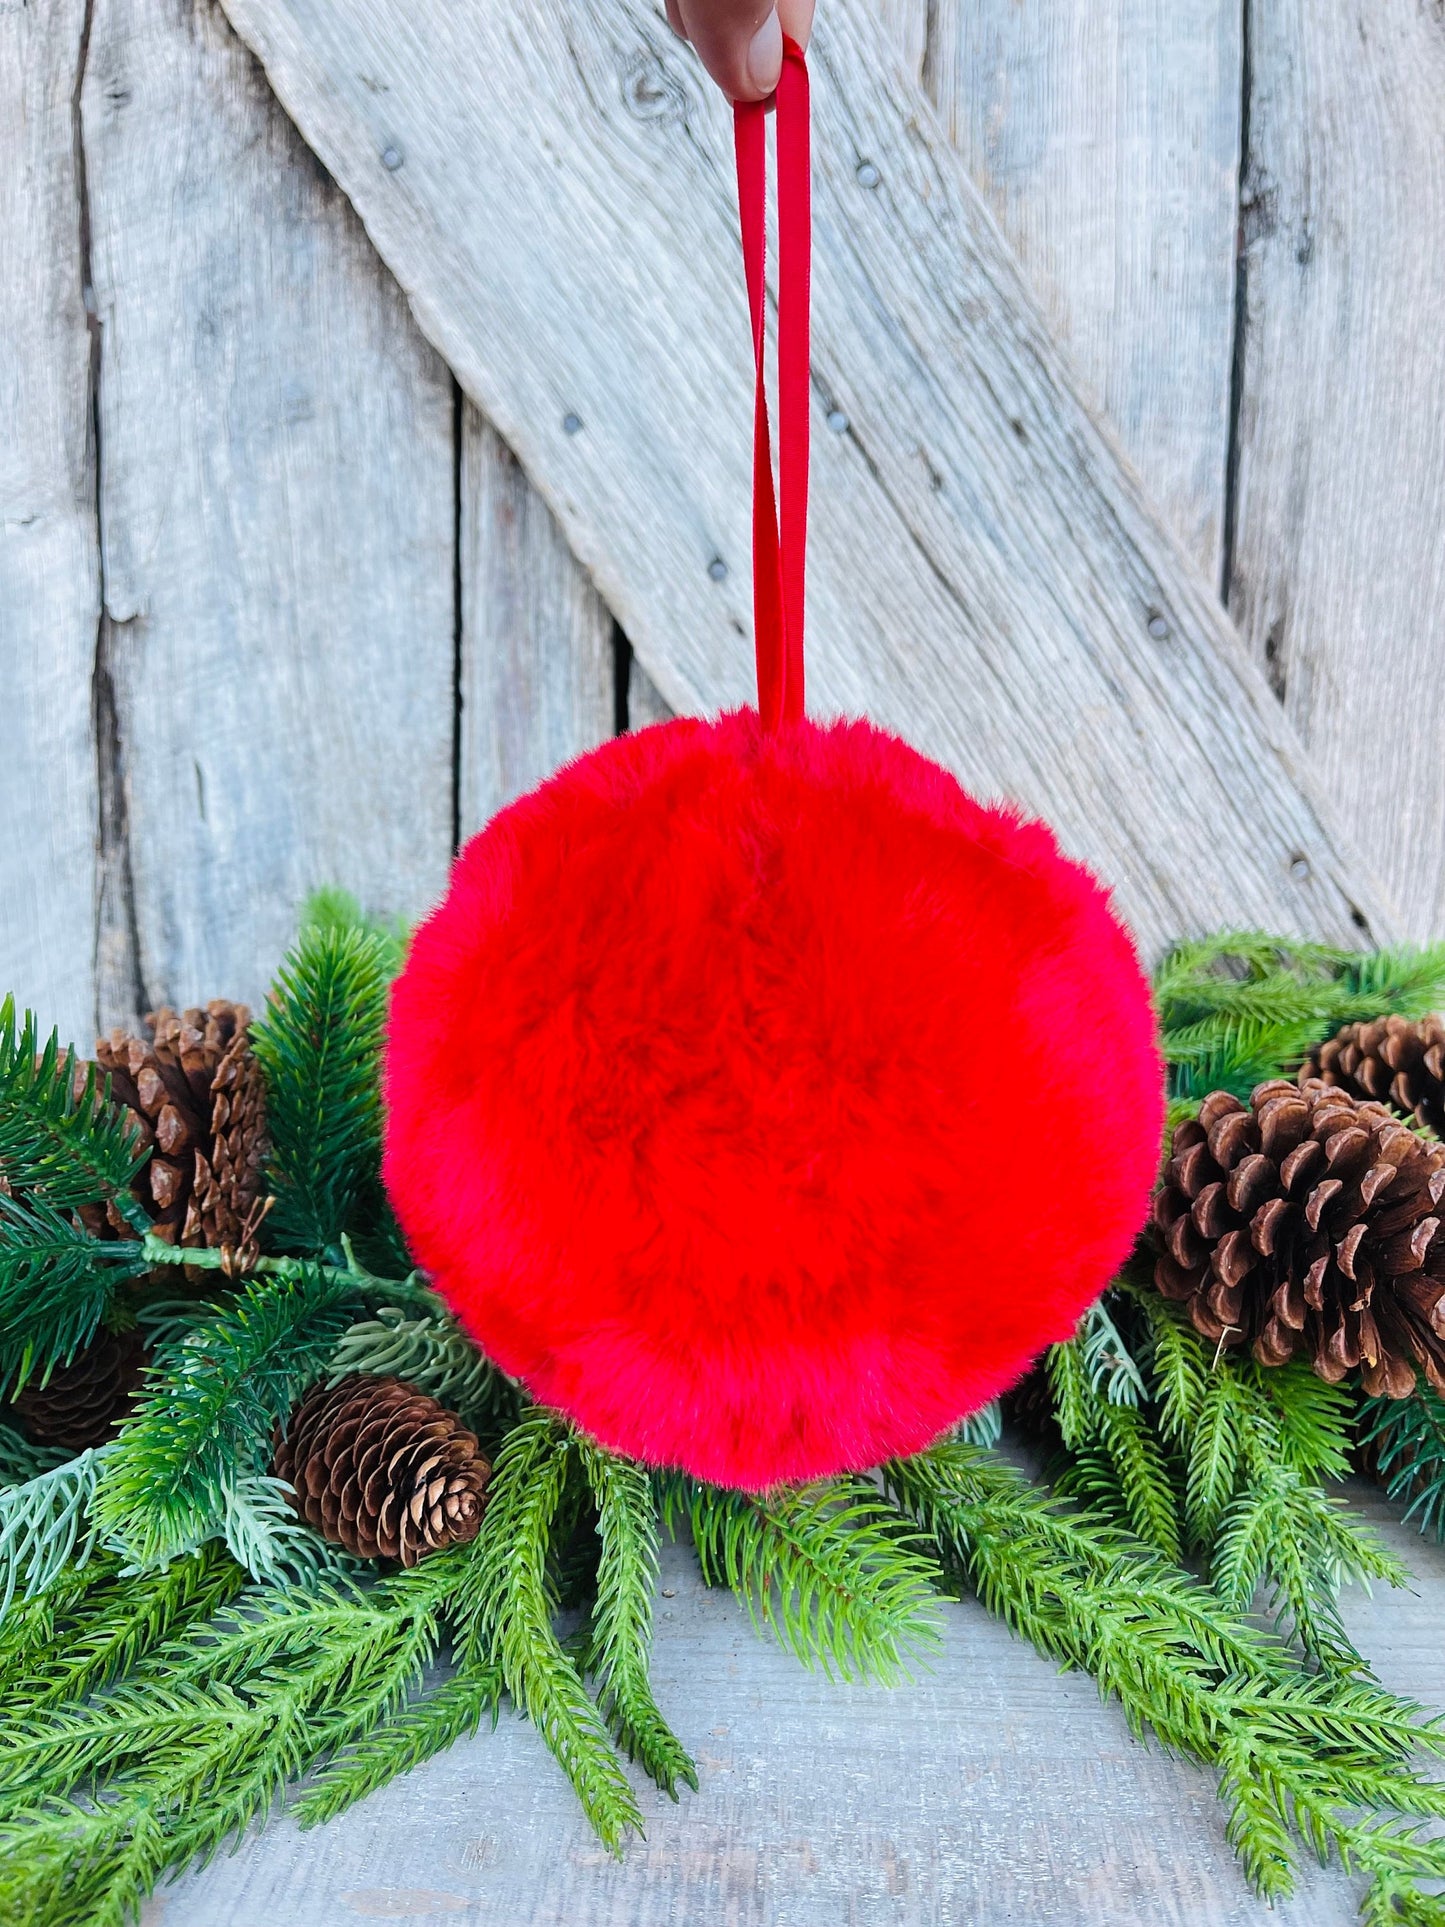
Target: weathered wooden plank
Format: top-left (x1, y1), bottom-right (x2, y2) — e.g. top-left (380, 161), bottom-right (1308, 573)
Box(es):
top-left (626, 651), bottom-right (676, 730)
top-left (876, 0), bottom-right (927, 88)
top-left (217, 0), bottom-right (1393, 957)
top-left (0, 0), bottom-right (102, 1050)
top-left (1229, 0), bottom-right (1445, 940)
top-left (79, 0), bottom-right (457, 1026)
top-left (923, 0), bottom-right (1241, 580)
top-left (459, 408), bottom-right (615, 834)
top-left (160, 1496), bottom-right (1445, 1924)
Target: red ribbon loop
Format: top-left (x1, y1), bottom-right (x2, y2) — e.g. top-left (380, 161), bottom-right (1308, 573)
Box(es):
top-left (734, 38), bottom-right (811, 730)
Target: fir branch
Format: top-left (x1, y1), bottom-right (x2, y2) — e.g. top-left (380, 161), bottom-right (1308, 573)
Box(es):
top-left (578, 1442), bottom-right (697, 1798)
top-left (456, 1409), bottom-right (643, 1853)
top-left (663, 1475), bottom-right (942, 1685)
top-left (297, 886), bottom-right (410, 980)
top-left (251, 917), bottom-right (397, 1256)
top-left (295, 1659), bottom-right (503, 1828)
top-left (957, 1399), bottom-right (1002, 1449)
top-left (0, 1195), bottom-right (148, 1391)
top-left (886, 1442), bottom-right (1445, 1904)
top-left (0, 1546), bottom-right (244, 1714)
top-left (0, 1554), bottom-right (467, 1925)
top-left (0, 997), bottom-right (146, 1219)
top-left (1055, 1403), bottom-right (1182, 1560)
top-left (216, 1474), bottom-right (358, 1589)
top-left (328, 1306), bottom-right (521, 1439)
top-left (1362, 1389), bottom-right (1445, 1541)
top-left (0, 1420), bottom-right (69, 1487)
top-left (92, 1265), bottom-right (360, 1570)
top-left (0, 1447), bottom-right (110, 1620)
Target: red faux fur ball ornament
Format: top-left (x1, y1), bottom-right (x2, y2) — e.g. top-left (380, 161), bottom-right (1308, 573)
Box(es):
top-left (383, 710), bottom-right (1163, 1489)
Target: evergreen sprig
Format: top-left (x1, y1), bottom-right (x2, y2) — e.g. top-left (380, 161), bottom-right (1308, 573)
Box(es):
top-left (663, 1474), bottom-right (942, 1685)
top-left (0, 997), bottom-right (146, 1218)
top-left (92, 1265), bottom-right (360, 1571)
top-left (328, 1306), bottom-right (521, 1440)
top-left (0, 1448), bottom-right (111, 1619)
top-left (1152, 934), bottom-right (1445, 1102)
top-left (251, 914), bottom-right (397, 1256)
top-left (0, 1556), bottom-right (467, 1927)
top-left (456, 1410), bottom-right (644, 1853)
top-left (1361, 1389), bottom-right (1445, 1542)
top-left (887, 1441), bottom-right (1445, 1907)
top-left (579, 1442), bottom-right (697, 1798)
top-left (0, 1194), bottom-right (148, 1391)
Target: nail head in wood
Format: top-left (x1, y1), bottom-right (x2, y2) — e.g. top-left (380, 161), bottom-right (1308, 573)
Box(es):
top-left (380, 143), bottom-right (403, 170)
top-left (562, 412), bottom-right (583, 435)
top-left (707, 556), bottom-right (728, 581)
top-left (855, 160), bottom-right (880, 188)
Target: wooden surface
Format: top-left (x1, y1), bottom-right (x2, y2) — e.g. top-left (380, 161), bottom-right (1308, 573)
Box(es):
top-left (216, 0), bottom-right (1395, 958)
top-left (1228, 0), bottom-right (1445, 941)
top-left (459, 410), bottom-right (615, 834)
top-left (79, 0), bottom-right (457, 1029)
top-left (923, 0), bottom-right (1241, 582)
top-left (156, 1486), bottom-right (1445, 1926)
top-left (0, 0), bottom-right (103, 1055)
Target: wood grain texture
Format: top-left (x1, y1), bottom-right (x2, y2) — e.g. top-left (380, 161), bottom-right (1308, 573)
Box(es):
top-left (876, 0), bottom-right (927, 88)
top-left (923, 0), bottom-right (1242, 579)
top-left (216, 0), bottom-right (1393, 958)
top-left (459, 408), bottom-right (615, 835)
top-left (0, 0), bottom-right (102, 1051)
top-left (79, 0), bottom-right (457, 1025)
top-left (158, 1496), bottom-right (1445, 1925)
top-left (1229, 0), bottom-right (1445, 940)
top-left (626, 652), bottom-right (676, 730)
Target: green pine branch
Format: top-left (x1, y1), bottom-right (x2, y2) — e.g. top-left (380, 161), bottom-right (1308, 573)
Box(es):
top-left (0, 1447), bottom-right (112, 1620)
top-left (1361, 1388), bottom-right (1445, 1541)
top-left (454, 1409), bottom-right (643, 1854)
top-left (662, 1474), bottom-right (942, 1686)
top-left (327, 1306), bottom-right (521, 1440)
top-left (0, 998), bottom-right (147, 1221)
top-left (578, 1442), bottom-right (697, 1798)
top-left (0, 1546), bottom-right (244, 1714)
top-left (0, 1195), bottom-right (149, 1392)
top-left (0, 1557), bottom-right (462, 1927)
top-left (886, 1441), bottom-right (1445, 1905)
top-left (91, 1265), bottom-right (360, 1571)
top-left (251, 915), bottom-right (398, 1256)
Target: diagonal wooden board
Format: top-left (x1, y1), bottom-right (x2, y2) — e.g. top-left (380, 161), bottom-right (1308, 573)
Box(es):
top-left (218, 0), bottom-right (1394, 957)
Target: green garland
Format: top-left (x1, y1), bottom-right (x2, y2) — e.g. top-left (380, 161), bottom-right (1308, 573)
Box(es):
top-left (3, 910), bottom-right (1445, 1924)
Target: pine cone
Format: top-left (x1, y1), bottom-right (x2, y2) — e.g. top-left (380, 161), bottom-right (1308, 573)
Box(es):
top-left (85, 1003), bottom-right (268, 1264)
top-left (1307, 1015), bottom-right (1445, 1138)
top-left (1152, 1079), bottom-right (1445, 1398)
top-left (274, 1375), bottom-right (491, 1565)
top-left (11, 1329), bottom-right (145, 1451)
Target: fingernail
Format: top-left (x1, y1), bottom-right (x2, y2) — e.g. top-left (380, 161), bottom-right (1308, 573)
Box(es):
top-left (746, 11), bottom-right (783, 95)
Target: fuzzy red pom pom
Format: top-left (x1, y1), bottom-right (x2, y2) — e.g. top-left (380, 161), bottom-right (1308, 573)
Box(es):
top-left (383, 711), bottom-right (1162, 1489)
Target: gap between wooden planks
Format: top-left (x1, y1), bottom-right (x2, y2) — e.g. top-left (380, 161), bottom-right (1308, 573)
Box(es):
top-left (215, 0), bottom-right (1397, 958)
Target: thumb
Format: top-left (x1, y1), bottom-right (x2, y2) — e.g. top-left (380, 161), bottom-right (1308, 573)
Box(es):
top-left (671, 0), bottom-right (815, 104)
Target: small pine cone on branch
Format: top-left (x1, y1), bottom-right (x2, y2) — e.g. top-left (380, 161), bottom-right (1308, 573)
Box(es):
top-left (1306, 1015), bottom-right (1445, 1139)
top-left (1152, 1079), bottom-right (1445, 1398)
top-left (11, 1329), bottom-right (145, 1451)
top-left (274, 1375), bottom-right (491, 1565)
top-left (86, 1002), bottom-right (268, 1264)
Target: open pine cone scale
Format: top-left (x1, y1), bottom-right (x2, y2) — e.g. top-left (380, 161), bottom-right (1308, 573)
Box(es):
top-left (1153, 1079), bottom-right (1445, 1397)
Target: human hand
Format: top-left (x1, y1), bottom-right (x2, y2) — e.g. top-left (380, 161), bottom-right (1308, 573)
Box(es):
top-left (663, 0), bottom-right (816, 102)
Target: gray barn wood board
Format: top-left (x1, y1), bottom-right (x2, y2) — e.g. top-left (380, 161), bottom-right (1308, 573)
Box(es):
top-left (0, 0), bottom-right (103, 1056)
top-left (79, 0), bottom-right (457, 1029)
top-left (1229, 0), bottom-right (1445, 943)
top-left (155, 1489), bottom-right (1445, 1926)
top-left (216, 0), bottom-right (1394, 958)
top-left (460, 409), bottom-right (616, 834)
top-left (922, 0), bottom-right (1242, 584)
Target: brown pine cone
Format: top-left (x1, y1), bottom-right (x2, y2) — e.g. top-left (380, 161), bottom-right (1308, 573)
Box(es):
top-left (1152, 1079), bottom-right (1445, 1398)
top-left (1307, 1015), bottom-right (1445, 1139)
top-left (12, 1329), bottom-right (145, 1451)
top-left (85, 1003), bottom-right (268, 1265)
top-left (274, 1375), bottom-right (491, 1565)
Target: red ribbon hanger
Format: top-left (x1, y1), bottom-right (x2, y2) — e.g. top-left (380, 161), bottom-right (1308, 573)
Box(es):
top-left (734, 37), bottom-right (811, 731)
